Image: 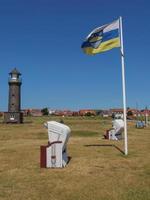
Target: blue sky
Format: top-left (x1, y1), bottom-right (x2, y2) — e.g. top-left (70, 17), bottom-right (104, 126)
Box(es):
top-left (0, 0), bottom-right (150, 111)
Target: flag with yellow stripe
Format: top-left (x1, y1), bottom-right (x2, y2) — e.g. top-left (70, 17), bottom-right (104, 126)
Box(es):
top-left (81, 19), bottom-right (120, 55)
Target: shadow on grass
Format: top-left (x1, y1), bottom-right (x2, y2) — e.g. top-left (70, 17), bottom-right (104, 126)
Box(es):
top-left (23, 121), bottom-right (33, 124)
top-left (68, 156), bottom-right (72, 164)
top-left (0, 121), bottom-right (33, 124)
top-left (84, 144), bottom-right (125, 155)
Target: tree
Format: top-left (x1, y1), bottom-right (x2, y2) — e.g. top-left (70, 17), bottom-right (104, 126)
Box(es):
top-left (95, 110), bottom-right (103, 116)
top-left (127, 110), bottom-right (133, 116)
top-left (112, 113), bottom-right (115, 119)
top-left (41, 108), bottom-right (49, 115)
top-left (85, 112), bottom-right (95, 116)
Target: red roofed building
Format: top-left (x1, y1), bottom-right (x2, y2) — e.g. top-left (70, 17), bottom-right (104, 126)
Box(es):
top-left (79, 109), bottom-right (96, 116)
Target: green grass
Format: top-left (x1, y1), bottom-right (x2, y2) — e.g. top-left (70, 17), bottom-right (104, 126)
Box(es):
top-left (0, 116), bottom-right (150, 200)
top-left (72, 130), bottom-right (99, 137)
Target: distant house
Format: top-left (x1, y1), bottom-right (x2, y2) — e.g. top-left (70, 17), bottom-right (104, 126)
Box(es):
top-left (110, 108), bottom-right (123, 113)
top-left (127, 109), bottom-right (140, 117)
top-left (140, 109), bottom-right (150, 116)
top-left (110, 108), bottom-right (124, 119)
top-left (63, 110), bottom-right (73, 116)
top-left (21, 109), bottom-right (29, 116)
top-left (54, 110), bottom-right (64, 116)
top-left (48, 109), bottom-right (56, 115)
top-left (110, 108), bottom-right (149, 119)
top-left (79, 109), bottom-right (96, 116)
top-left (72, 111), bottom-right (79, 116)
top-left (100, 110), bottom-right (111, 118)
top-left (27, 109), bottom-right (43, 117)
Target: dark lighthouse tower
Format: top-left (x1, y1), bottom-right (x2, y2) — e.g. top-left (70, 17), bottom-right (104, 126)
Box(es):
top-left (4, 68), bottom-right (23, 123)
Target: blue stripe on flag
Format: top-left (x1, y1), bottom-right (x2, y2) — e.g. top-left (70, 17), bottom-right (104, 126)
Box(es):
top-left (81, 29), bottom-right (119, 49)
top-left (102, 29), bottom-right (119, 42)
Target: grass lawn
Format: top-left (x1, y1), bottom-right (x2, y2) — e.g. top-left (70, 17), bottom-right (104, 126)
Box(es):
top-left (0, 116), bottom-right (150, 200)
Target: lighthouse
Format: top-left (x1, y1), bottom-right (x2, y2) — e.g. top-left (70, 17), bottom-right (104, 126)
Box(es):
top-left (4, 68), bottom-right (23, 123)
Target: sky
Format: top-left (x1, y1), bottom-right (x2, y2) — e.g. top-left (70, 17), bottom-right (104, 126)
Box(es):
top-left (0, 0), bottom-right (150, 111)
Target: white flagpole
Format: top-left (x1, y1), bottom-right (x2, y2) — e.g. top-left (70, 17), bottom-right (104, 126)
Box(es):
top-left (119, 16), bottom-right (128, 155)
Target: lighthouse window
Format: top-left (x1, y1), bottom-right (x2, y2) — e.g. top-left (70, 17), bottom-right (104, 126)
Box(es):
top-left (12, 94), bottom-right (15, 97)
top-left (12, 76), bottom-right (17, 80)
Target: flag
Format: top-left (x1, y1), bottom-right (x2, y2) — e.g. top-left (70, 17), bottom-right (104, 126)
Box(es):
top-left (81, 19), bottom-right (120, 55)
